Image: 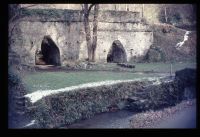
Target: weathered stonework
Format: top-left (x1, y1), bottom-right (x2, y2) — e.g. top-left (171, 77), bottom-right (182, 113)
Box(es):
top-left (10, 8), bottom-right (153, 66)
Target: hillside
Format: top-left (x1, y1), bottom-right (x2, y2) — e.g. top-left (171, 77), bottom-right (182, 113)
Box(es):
top-left (149, 23), bottom-right (196, 62)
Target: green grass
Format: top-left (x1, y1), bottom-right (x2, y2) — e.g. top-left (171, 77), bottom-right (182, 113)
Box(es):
top-left (23, 71), bottom-right (158, 93)
top-left (22, 62), bottom-right (196, 93)
top-left (134, 62), bottom-right (196, 73)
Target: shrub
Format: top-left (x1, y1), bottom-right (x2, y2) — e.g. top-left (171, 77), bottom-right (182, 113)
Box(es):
top-left (27, 81), bottom-right (148, 128)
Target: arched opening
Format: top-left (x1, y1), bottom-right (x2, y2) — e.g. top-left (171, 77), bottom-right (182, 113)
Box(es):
top-left (35, 35), bottom-right (61, 66)
top-left (107, 40), bottom-right (127, 63)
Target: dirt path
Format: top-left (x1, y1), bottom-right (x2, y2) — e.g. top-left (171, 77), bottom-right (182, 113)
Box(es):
top-left (153, 105), bottom-right (196, 128)
top-left (64, 100), bottom-right (196, 129)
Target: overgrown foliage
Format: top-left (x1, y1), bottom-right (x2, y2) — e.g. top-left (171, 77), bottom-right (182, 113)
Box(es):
top-left (126, 68), bottom-right (196, 112)
top-left (125, 81), bottom-right (181, 112)
top-left (26, 81), bottom-right (149, 128)
top-left (8, 67), bottom-right (27, 128)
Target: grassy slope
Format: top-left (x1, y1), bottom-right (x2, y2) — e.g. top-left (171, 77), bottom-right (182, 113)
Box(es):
top-left (23, 62), bottom-right (196, 93)
top-left (151, 23), bottom-right (196, 62)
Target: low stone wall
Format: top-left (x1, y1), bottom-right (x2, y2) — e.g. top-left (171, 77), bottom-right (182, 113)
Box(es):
top-left (25, 81), bottom-right (150, 128)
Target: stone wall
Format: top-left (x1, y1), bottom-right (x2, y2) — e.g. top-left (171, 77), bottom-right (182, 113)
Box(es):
top-left (20, 4), bottom-right (195, 24)
top-left (9, 8), bottom-right (153, 65)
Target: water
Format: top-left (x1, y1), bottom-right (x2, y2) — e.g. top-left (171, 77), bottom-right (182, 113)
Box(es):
top-left (65, 110), bottom-right (134, 129)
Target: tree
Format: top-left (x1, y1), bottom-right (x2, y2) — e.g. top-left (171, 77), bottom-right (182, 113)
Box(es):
top-left (82, 4), bottom-right (99, 62)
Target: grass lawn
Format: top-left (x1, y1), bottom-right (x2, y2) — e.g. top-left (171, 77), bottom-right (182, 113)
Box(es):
top-left (22, 62), bottom-right (196, 93)
top-left (134, 62), bottom-right (196, 73)
top-left (23, 71), bottom-right (159, 93)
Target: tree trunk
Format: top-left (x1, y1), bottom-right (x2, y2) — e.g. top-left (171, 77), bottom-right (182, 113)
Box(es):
top-left (83, 4), bottom-right (92, 61)
top-left (91, 4), bottom-right (99, 62)
top-left (83, 4), bottom-right (99, 62)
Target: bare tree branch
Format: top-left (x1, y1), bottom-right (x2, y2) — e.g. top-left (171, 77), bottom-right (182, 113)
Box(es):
top-left (88, 4), bottom-right (95, 13)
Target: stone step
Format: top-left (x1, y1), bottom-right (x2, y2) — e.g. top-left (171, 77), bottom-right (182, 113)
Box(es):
top-left (15, 111), bottom-right (25, 115)
top-left (15, 101), bottom-right (25, 106)
top-left (26, 106), bottom-right (37, 111)
top-left (15, 104), bottom-right (25, 109)
top-left (14, 96), bottom-right (25, 100)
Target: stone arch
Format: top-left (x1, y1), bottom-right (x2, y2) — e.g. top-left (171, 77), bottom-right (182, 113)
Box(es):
top-left (107, 40), bottom-right (127, 63)
top-left (35, 35), bottom-right (61, 66)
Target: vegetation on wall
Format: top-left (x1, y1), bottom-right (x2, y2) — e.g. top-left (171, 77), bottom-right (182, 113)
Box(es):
top-left (8, 67), bottom-right (27, 128)
top-left (26, 81), bottom-right (149, 128)
top-left (143, 45), bottom-right (166, 62)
